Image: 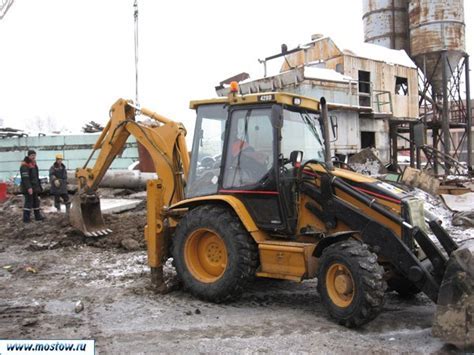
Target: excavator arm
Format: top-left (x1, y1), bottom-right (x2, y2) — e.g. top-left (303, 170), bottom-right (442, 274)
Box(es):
top-left (74, 98), bottom-right (189, 205)
top-left (70, 98), bottom-right (190, 288)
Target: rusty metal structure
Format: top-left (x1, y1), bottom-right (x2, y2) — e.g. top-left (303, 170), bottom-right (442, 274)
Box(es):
top-left (362, 0), bottom-right (472, 177)
top-left (363, 0), bottom-right (410, 52)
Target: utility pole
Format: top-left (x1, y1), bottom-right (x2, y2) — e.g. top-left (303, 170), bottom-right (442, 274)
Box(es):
top-left (133, 0), bottom-right (139, 107)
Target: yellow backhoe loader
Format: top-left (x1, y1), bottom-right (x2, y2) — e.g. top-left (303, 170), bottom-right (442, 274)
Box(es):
top-left (71, 87), bottom-right (473, 348)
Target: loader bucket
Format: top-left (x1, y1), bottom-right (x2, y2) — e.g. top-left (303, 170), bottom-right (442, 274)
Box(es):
top-left (69, 193), bottom-right (112, 237)
top-left (432, 247), bottom-right (474, 349)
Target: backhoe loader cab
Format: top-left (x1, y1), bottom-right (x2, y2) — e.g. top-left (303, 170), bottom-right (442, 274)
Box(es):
top-left (71, 93), bottom-right (474, 348)
top-left (186, 93), bottom-right (325, 234)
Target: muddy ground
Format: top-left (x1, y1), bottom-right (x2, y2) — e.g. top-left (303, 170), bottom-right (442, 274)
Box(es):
top-left (0, 193), bottom-right (471, 354)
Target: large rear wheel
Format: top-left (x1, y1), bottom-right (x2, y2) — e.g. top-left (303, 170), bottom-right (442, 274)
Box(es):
top-left (172, 205), bottom-right (258, 302)
top-left (317, 240), bottom-right (387, 327)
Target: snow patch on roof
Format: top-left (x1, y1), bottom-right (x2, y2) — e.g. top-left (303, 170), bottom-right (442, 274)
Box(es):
top-left (303, 67), bottom-right (353, 82)
top-left (341, 42), bottom-right (417, 68)
top-left (308, 35), bottom-right (416, 68)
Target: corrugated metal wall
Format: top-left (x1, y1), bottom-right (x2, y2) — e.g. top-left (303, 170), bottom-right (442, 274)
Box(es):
top-left (0, 134), bottom-right (138, 181)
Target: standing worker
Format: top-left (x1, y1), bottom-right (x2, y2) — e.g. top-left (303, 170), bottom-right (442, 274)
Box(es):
top-left (49, 154), bottom-right (70, 213)
top-left (20, 149), bottom-right (44, 222)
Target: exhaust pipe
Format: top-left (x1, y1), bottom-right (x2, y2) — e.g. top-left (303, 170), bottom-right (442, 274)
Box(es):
top-left (320, 97), bottom-right (333, 170)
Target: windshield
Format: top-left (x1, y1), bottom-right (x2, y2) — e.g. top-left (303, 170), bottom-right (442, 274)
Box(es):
top-left (281, 109), bottom-right (325, 162)
top-left (186, 104), bottom-right (227, 198)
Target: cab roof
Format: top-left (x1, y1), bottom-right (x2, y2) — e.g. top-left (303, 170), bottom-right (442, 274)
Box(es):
top-left (189, 92), bottom-right (320, 112)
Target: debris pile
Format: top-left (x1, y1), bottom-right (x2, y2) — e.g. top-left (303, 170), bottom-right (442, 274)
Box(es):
top-left (82, 121), bottom-right (104, 133)
top-left (0, 126), bottom-right (28, 138)
top-left (0, 195), bottom-right (146, 251)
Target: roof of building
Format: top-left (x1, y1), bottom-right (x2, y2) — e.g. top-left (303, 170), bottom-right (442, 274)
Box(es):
top-left (314, 36), bottom-right (417, 69)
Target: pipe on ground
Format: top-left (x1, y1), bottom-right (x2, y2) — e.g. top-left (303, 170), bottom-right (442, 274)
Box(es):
top-left (68, 170), bottom-right (157, 189)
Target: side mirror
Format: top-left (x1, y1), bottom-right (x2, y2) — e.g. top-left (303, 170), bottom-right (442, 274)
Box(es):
top-left (330, 115), bottom-right (338, 142)
top-left (290, 150), bottom-right (304, 168)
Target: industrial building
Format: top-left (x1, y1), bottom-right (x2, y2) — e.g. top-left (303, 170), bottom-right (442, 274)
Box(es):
top-left (217, 0), bottom-right (472, 176)
top-left (363, 0), bottom-right (472, 175)
top-left (217, 35), bottom-right (419, 164)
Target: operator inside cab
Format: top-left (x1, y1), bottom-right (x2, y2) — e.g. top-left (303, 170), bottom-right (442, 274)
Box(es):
top-left (223, 108), bottom-right (273, 188)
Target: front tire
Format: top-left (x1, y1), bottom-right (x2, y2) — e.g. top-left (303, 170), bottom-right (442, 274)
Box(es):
top-left (317, 240), bottom-right (387, 327)
top-left (172, 205), bottom-right (258, 302)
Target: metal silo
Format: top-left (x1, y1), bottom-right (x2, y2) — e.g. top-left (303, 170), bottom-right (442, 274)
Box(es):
top-left (408, 0), bottom-right (470, 173)
top-left (362, 0), bottom-right (409, 52)
top-left (409, 0), bottom-right (466, 95)
top-left (362, 0), bottom-right (472, 176)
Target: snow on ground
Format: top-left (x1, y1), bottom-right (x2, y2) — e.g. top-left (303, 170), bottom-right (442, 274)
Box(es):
top-left (413, 188), bottom-right (474, 246)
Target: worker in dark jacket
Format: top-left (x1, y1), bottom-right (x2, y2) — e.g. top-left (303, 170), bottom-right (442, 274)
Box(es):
top-left (20, 149), bottom-right (44, 222)
top-left (49, 154), bottom-right (70, 213)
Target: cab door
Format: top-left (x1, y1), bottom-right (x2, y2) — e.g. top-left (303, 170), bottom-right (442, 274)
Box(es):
top-left (220, 105), bottom-right (287, 232)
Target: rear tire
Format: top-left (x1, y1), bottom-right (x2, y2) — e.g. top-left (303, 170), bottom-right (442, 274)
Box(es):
top-left (172, 205), bottom-right (258, 302)
top-left (317, 240), bottom-right (387, 327)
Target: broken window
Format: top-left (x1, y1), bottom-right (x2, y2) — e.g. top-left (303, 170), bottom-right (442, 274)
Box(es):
top-left (358, 70), bottom-right (371, 107)
top-left (361, 131), bottom-right (376, 149)
top-left (395, 76), bottom-right (408, 96)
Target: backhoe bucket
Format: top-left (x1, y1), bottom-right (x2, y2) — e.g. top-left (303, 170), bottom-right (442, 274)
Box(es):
top-left (70, 193), bottom-right (112, 237)
top-left (432, 247), bottom-right (474, 349)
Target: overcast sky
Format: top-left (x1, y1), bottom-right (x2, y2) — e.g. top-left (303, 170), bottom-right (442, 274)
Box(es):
top-left (1, 0), bottom-right (473, 136)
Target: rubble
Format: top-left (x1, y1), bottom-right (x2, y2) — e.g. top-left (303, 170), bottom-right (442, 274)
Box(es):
top-left (401, 167), bottom-right (440, 195)
top-left (120, 238), bottom-right (141, 251)
top-left (440, 192), bottom-right (474, 212)
top-left (74, 300), bottom-right (84, 314)
top-left (347, 148), bottom-right (387, 176)
top-left (82, 121), bottom-right (104, 133)
top-left (0, 195), bottom-right (146, 252)
top-left (452, 211), bottom-right (474, 228)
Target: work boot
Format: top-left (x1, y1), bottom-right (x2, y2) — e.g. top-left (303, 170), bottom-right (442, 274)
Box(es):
top-left (34, 209), bottom-right (45, 221)
top-left (23, 210), bottom-right (31, 223)
top-left (55, 203), bottom-right (61, 212)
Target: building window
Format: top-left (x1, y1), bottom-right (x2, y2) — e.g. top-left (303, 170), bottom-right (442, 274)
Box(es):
top-left (395, 76), bottom-right (408, 96)
top-left (361, 131), bottom-right (376, 149)
top-left (358, 70), bottom-right (371, 107)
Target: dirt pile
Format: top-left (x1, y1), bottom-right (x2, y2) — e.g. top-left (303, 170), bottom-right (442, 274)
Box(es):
top-left (0, 195), bottom-right (146, 251)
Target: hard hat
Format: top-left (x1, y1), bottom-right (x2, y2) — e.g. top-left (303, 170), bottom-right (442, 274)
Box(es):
top-left (55, 154), bottom-right (63, 160)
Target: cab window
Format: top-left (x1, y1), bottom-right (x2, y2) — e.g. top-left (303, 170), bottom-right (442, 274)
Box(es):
top-left (223, 108), bottom-right (274, 189)
top-left (186, 104), bottom-right (227, 198)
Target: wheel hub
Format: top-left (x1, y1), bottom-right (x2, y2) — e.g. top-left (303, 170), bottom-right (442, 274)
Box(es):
top-left (334, 274), bottom-right (353, 295)
top-left (326, 263), bottom-right (355, 308)
top-left (184, 228), bottom-right (228, 283)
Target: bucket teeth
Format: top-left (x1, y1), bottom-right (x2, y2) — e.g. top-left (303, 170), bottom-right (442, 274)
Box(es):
top-left (69, 193), bottom-right (110, 238)
top-left (106, 229), bottom-right (113, 234)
